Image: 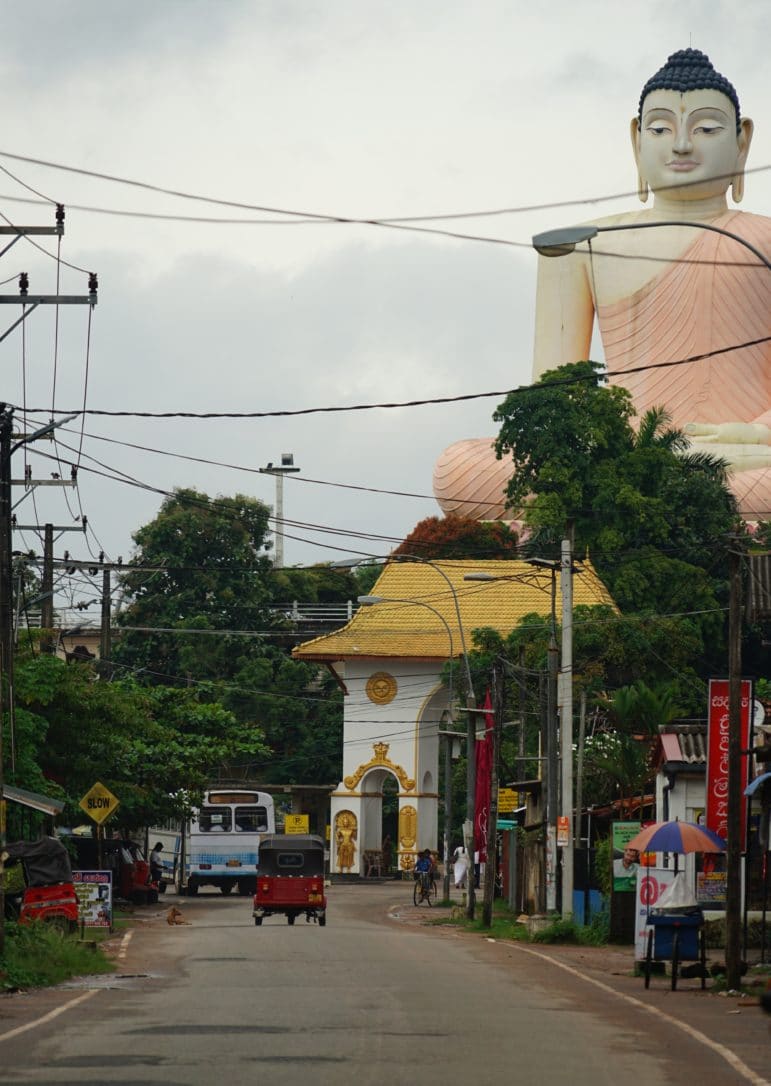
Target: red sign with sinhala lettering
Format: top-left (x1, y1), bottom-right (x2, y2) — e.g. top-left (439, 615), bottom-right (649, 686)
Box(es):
top-left (705, 679), bottom-right (752, 850)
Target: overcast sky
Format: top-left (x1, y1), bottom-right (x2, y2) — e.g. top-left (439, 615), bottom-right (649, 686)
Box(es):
top-left (1, 1), bottom-right (769, 613)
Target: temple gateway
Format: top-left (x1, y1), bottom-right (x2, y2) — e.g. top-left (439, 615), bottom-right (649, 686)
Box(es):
top-left (293, 559), bottom-right (614, 876)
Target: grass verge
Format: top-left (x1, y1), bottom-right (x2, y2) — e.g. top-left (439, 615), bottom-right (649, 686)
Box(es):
top-left (427, 900), bottom-right (610, 947)
top-left (0, 921), bottom-right (116, 991)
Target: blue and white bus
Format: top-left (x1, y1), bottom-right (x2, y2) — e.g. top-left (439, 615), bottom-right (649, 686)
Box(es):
top-left (152, 788), bottom-right (276, 896)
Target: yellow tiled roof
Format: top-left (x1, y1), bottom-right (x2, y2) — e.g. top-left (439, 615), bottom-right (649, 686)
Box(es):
top-left (293, 559), bottom-right (616, 661)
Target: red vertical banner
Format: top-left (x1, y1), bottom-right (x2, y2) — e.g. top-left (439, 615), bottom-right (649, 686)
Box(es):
top-left (474, 691), bottom-right (493, 863)
top-left (706, 679), bottom-right (752, 850)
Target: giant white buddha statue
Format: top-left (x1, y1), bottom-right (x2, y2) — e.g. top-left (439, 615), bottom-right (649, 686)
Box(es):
top-left (433, 49), bottom-right (771, 522)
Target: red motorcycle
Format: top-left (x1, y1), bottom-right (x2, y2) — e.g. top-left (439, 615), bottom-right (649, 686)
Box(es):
top-left (3, 837), bottom-right (79, 932)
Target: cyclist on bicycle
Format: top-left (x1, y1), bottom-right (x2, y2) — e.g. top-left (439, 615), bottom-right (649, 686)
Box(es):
top-left (414, 849), bottom-right (433, 895)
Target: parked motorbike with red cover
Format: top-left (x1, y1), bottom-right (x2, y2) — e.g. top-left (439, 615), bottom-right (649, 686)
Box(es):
top-left (3, 837), bottom-right (79, 932)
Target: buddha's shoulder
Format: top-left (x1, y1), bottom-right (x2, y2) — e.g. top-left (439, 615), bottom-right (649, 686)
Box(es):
top-left (722, 209), bottom-right (771, 242)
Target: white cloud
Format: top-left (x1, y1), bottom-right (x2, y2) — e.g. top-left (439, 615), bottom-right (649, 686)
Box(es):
top-left (0, 1), bottom-right (768, 591)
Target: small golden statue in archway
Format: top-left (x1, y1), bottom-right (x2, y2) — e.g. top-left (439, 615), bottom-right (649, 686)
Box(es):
top-left (335, 810), bottom-right (358, 874)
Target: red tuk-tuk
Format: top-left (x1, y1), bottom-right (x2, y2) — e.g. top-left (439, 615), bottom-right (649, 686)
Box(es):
top-left (252, 834), bottom-right (327, 926)
top-left (67, 835), bottom-right (158, 905)
top-left (3, 837), bottom-right (79, 932)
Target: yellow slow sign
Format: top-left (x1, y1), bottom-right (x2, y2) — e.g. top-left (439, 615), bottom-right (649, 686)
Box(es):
top-left (79, 781), bottom-right (120, 824)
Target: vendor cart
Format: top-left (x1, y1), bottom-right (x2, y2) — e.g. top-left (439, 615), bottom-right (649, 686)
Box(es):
top-left (643, 909), bottom-right (706, 991)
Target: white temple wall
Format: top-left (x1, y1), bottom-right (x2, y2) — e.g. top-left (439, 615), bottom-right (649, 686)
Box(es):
top-left (329, 657), bottom-right (449, 875)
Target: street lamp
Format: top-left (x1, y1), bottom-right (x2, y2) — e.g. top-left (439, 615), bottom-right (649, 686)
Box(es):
top-left (532, 221), bottom-right (771, 269)
top-left (466, 555), bottom-right (578, 919)
top-left (392, 554), bottom-right (479, 917)
top-left (357, 594), bottom-right (459, 901)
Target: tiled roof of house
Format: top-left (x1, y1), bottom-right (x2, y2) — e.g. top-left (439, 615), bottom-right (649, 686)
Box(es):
top-left (293, 558), bottom-right (616, 662)
top-left (654, 723), bottom-right (707, 769)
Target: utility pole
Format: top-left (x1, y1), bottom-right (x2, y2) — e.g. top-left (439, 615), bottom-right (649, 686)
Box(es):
top-left (100, 567), bottom-right (112, 678)
top-left (41, 524), bottom-right (54, 652)
top-left (546, 616), bottom-right (558, 913)
top-left (726, 543), bottom-right (743, 990)
top-left (559, 532), bottom-right (574, 918)
top-left (259, 454), bottom-right (300, 569)
top-left (0, 406), bottom-right (13, 954)
top-left (482, 660), bottom-right (504, 927)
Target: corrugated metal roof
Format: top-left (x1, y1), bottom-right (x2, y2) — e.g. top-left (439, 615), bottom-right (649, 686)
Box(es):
top-left (658, 723), bottom-right (707, 766)
top-left (2, 783), bottom-right (65, 816)
top-left (293, 558), bottom-right (616, 662)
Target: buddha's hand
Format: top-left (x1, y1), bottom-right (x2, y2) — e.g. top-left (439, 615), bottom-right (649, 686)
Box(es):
top-left (685, 422), bottom-right (771, 470)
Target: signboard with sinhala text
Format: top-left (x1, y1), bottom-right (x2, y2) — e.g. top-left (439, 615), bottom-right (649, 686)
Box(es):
top-left (78, 782), bottom-right (120, 825)
top-left (284, 814), bottom-right (310, 834)
top-left (498, 788), bottom-right (517, 813)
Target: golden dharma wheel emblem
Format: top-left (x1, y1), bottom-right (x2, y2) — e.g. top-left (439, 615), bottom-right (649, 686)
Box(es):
top-left (366, 671), bottom-right (397, 705)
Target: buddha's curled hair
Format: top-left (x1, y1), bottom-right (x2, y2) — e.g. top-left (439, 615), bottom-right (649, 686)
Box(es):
top-left (639, 49), bottom-right (740, 131)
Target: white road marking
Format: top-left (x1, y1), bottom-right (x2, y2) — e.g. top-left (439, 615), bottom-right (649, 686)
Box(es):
top-left (117, 930), bottom-right (133, 960)
top-left (514, 944), bottom-right (769, 1086)
top-left (0, 989), bottom-right (98, 1043)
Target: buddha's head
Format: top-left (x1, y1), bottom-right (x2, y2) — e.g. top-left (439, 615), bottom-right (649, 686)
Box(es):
top-left (631, 49), bottom-right (753, 204)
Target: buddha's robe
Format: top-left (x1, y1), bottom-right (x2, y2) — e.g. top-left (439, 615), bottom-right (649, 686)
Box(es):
top-left (598, 210), bottom-right (771, 518)
top-left (432, 211), bottom-right (771, 522)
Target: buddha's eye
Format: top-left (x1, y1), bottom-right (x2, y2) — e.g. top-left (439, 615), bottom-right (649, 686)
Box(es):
top-left (646, 124), bottom-right (671, 136)
top-left (693, 124), bottom-right (723, 136)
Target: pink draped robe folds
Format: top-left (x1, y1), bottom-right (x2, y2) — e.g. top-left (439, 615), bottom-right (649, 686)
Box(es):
top-left (598, 211), bottom-right (771, 519)
top-left (432, 211), bottom-right (771, 522)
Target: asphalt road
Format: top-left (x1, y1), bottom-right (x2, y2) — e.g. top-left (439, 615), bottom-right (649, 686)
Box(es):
top-left (0, 883), bottom-right (768, 1085)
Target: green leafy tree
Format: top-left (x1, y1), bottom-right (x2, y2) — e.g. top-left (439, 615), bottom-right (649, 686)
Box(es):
top-left (114, 488), bottom-right (343, 786)
top-left (9, 645), bottom-right (272, 830)
top-left (493, 360), bottom-right (741, 635)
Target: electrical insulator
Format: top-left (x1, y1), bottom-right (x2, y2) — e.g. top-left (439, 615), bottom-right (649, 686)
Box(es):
top-left (88, 272), bottom-right (98, 297)
top-left (19, 273), bottom-right (28, 296)
top-left (55, 204), bottom-right (65, 227)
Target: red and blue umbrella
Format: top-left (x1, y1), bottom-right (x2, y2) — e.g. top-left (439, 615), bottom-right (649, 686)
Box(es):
top-left (625, 820), bottom-right (727, 855)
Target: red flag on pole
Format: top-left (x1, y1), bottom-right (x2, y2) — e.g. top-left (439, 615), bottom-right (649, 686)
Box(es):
top-left (474, 690), bottom-right (493, 863)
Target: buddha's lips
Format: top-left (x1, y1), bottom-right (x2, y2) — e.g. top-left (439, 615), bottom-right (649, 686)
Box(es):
top-left (667, 161), bottom-right (698, 171)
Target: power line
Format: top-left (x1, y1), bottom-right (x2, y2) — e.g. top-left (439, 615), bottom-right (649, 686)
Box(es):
top-left (0, 148), bottom-right (767, 227)
top-left (19, 334), bottom-right (771, 420)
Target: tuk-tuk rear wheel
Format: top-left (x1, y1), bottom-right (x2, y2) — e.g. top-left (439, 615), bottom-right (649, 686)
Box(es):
top-left (287, 914), bottom-right (295, 925)
top-left (318, 913), bottom-right (326, 927)
top-left (254, 916), bottom-right (263, 926)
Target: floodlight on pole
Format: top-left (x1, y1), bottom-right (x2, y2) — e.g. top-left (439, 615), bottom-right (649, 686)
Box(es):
top-left (259, 453), bottom-right (300, 569)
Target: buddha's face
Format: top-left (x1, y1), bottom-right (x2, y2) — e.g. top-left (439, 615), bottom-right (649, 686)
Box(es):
top-left (633, 88), bottom-right (752, 201)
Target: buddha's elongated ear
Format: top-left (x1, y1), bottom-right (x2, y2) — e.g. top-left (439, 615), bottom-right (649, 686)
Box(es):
top-left (732, 116), bottom-right (754, 204)
top-left (630, 116), bottom-right (649, 203)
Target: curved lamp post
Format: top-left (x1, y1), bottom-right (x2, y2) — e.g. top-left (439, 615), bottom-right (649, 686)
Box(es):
top-left (532, 221), bottom-right (771, 269)
top-left (391, 554), bottom-right (479, 917)
top-left (358, 594), bottom-right (459, 901)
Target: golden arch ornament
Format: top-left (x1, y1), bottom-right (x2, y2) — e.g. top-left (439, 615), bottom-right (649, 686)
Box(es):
top-left (399, 805), bottom-right (418, 870)
top-left (366, 671), bottom-right (397, 705)
top-left (343, 742), bottom-right (415, 793)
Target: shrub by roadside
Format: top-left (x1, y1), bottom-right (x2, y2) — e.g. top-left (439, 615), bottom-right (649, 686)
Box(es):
top-left (0, 921), bottom-right (116, 991)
